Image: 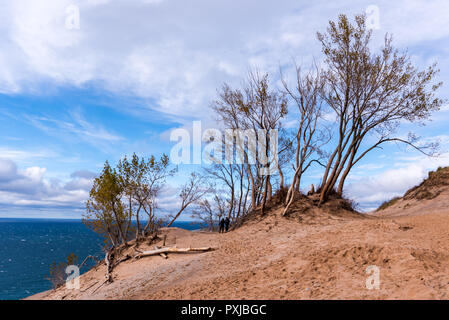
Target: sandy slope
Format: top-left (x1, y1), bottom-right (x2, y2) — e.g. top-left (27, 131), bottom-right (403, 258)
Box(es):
top-left (29, 190), bottom-right (449, 300)
top-left (375, 187), bottom-right (449, 218)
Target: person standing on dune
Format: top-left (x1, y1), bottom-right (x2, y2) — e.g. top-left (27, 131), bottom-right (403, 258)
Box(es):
top-left (219, 218), bottom-right (225, 233)
top-left (224, 217), bottom-right (230, 233)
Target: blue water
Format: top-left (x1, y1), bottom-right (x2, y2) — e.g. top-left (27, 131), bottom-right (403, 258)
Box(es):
top-left (0, 218), bottom-right (203, 300)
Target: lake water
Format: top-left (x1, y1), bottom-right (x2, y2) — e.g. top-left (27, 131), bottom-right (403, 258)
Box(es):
top-left (0, 218), bottom-right (203, 300)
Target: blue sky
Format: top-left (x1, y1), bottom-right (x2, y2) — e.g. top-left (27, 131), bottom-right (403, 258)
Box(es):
top-left (0, 0), bottom-right (448, 218)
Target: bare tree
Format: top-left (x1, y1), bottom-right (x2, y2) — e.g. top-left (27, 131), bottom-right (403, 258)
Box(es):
top-left (212, 83), bottom-right (259, 211)
top-left (204, 161), bottom-right (251, 222)
top-left (234, 162), bottom-right (250, 219)
top-left (280, 63), bottom-right (330, 215)
top-left (138, 155), bottom-right (176, 236)
top-left (276, 127), bottom-right (295, 191)
top-left (167, 172), bottom-right (212, 227)
top-left (204, 163), bottom-right (236, 219)
top-left (316, 13), bottom-right (443, 205)
top-left (212, 70), bottom-right (288, 215)
top-left (191, 194), bottom-right (227, 231)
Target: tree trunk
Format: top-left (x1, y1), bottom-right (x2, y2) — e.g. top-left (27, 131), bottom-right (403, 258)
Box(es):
top-left (285, 166), bottom-right (301, 205)
top-left (319, 146), bottom-right (345, 205)
top-left (260, 175), bottom-right (269, 215)
top-left (135, 204), bottom-right (142, 241)
top-left (227, 185), bottom-right (235, 219)
top-left (236, 166), bottom-right (244, 219)
top-left (166, 206), bottom-right (186, 228)
top-left (295, 132), bottom-right (301, 191)
top-left (282, 188), bottom-right (296, 216)
top-left (337, 146), bottom-right (357, 195)
top-left (246, 163), bottom-right (256, 210)
top-left (267, 179), bottom-right (272, 202)
top-left (277, 162), bottom-right (284, 190)
top-left (112, 206), bottom-right (127, 245)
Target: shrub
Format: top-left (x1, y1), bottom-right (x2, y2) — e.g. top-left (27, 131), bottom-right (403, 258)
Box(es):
top-left (47, 253), bottom-right (78, 289)
top-left (272, 185), bottom-right (289, 205)
top-left (377, 197), bottom-right (401, 211)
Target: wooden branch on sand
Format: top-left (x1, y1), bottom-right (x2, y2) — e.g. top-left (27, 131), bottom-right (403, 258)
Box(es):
top-left (135, 246), bottom-right (216, 259)
top-left (97, 246), bottom-right (216, 291)
top-left (154, 246), bottom-right (168, 259)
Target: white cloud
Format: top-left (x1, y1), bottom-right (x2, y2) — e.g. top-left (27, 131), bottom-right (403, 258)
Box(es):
top-left (0, 0), bottom-right (446, 122)
top-left (0, 157), bottom-right (183, 217)
top-left (378, 0), bottom-right (449, 46)
top-left (0, 158), bottom-right (93, 209)
top-left (24, 108), bottom-right (124, 151)
top-left (0, 0), bottom-right (448, 216)
top-left (0, 159), bottom-right (18, 182)
top-left (0, 147), bottom-right (58, 163)
top-left (346, 153), bottom-right (449, 210)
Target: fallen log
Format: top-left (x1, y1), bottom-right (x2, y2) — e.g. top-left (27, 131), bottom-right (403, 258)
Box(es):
top-left (154, 246), bottom-right (168, 259)
top-left (136, 246), bottom-right (216, 259)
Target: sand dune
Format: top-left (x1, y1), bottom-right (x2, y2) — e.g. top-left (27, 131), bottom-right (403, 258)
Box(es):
top-left (29, 179), bottom-right (449, 300)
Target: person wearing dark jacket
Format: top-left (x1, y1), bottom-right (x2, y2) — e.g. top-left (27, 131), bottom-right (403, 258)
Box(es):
top-left (219, 218), bottom-right (225, 233)
top-left (224, 217), bottom-right (230, 233)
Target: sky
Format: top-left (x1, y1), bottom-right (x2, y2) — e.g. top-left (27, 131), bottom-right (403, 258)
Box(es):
top-left (0, 0), bottom-right (448, 218)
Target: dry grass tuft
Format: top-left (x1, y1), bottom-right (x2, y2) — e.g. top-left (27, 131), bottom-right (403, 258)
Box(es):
top-left (377, 197), bottom-right (401, 211)
top-left (404, 167), bottom-right (449, 201)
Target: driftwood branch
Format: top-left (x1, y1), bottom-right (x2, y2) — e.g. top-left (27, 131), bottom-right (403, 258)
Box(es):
top-left (159, 253), bottom-right (168, 259)
top-left (136, 246), bottom-right (216, 259)
top-left (79, 255), bottom-right (100, 270)
top-left (91, 279), bottom-right (109, 294)
top-left (80, 281), bottom-right (99, 293)
top-left (87, 245), bottom-right (217, 294)
top-left (154, 246), bottom-right (168, 259)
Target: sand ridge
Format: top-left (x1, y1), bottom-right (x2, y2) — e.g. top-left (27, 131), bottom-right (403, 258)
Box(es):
top-left (29, 194), bottom-right (449, 300)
